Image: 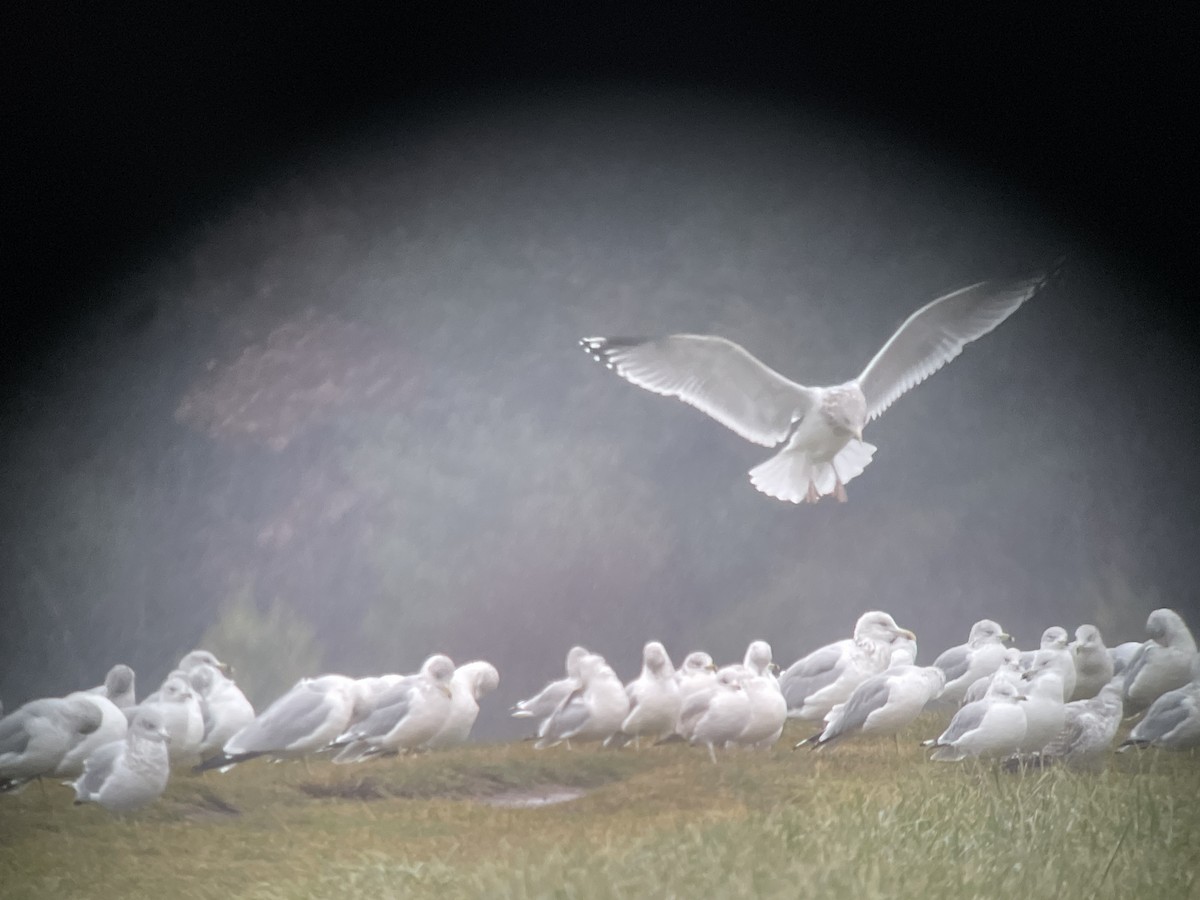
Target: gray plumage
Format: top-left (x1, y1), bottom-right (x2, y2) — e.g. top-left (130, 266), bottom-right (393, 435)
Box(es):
top-left (194, 674), bottom-right (360, 772)
top-left (1018, 627), bottom-right (1068, 670)
top-left (1109, 642), bottom-right (1142, 677)
top-left (928, 619), bottom-right (1012, 708)
top-left (1, 696), bottom-right (104, 792)
top-left (1121, 658), bottom-right (1200, 751)
top-left (331, 655), bottom-right (455, 763)
top-left (87, 665), bottom-right (137, 710)
top-left (189, 663), bottom-right (255, 759)
top-left (1040, 681), bottom-right (1124, 771)
top-left (779, 611), bottom-right (915, 721)
top-left (1122, 608), bottom-right (1198, 717)
top-left (511, 646), bottom-right (590, 721)
top-left (69, 708), bottom-right (171, 813)
top-left (928, 680), bottom-right (1027, 762)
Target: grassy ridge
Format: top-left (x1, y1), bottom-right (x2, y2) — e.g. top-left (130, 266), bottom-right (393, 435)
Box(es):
top-left (1, 719), bottom-right (1197, 900)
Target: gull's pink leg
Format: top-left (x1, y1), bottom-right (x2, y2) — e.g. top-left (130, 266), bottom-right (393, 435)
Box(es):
top-left (805, 480), bottom-right (820, 503)
top-left (834, 477), bottom-right (847, 503)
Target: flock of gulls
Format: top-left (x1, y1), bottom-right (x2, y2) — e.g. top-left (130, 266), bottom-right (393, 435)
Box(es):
top-left (4, 263), bottom-right (1197, 820)
top-left (1, 607), bottom-right (1197, 816)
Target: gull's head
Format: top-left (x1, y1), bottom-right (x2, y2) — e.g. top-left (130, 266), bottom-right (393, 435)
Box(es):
top-left (1040, 627), bottom-right (1069, 650)
top-left (161, 674), bottom-right (193, 703)
top-left (132, 708), bottom-right (171, 744)
top-left (422, 654), bottom-right (456, 687)
top-left (1145, 608), bottom-right (1190, 647)
top-left (681, 651), bottom-right (715, 673)
top-left (1073, 624), bottom-right (1104, 650)
top-left (854, 611), bottom-right (916, 644)
top-left (188, 663), bottom-right (217, 697)
top-left (968, 619), bottom-right (1010, 647)
top-left (104, 664), bottom-right (135, 697)
top-left (179, 649), bottom-right (232, 677)
top-left (643, 641), bottom-right (672, 674)
top-left (743, 640), bottom-right (774, 674)
top-left (565, 646), bottom-right (591, 677)
top-left (821, 385), bottom-right (867, 441)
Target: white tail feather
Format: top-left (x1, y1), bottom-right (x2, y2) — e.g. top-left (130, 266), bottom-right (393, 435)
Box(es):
top-left (748, 440), bottom-right (877, 503)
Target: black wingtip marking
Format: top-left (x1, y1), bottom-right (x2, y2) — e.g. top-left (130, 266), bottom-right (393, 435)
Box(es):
top-left (579, 336), bottom-right (652, 367)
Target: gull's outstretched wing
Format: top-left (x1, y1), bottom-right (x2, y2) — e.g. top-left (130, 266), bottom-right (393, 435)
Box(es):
top-left (855, 271), bottom-right (1050, 421)
top-left (581, 335), bottom-right (817, 447)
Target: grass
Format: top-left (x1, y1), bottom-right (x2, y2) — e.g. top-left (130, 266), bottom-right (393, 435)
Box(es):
top-left (1, 718), bottom-right (1197, 900)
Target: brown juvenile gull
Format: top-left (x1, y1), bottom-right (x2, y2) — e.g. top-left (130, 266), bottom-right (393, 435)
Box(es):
top-left (580, 269), bottom-right (1052, 502)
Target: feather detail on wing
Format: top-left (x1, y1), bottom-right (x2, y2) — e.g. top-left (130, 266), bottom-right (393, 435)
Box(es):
top-left (580, 335), bottom-right (816, 447)
top-left (856, 272), bottom-right (1050, 421)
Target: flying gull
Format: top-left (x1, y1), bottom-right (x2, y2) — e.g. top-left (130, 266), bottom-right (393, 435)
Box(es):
top-left (581, 268), bottom-right (1053, 502)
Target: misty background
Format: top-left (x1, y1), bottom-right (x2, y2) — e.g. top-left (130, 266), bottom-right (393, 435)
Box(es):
top-left (3, 85), bottom-right (1196, 738)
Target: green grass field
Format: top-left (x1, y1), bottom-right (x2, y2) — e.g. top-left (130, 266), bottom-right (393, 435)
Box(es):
top-left (2, 719), bottom-right (1197, 900)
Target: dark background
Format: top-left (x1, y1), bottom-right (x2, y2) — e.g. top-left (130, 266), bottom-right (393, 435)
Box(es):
top-left (5, 6), bottom-right (1191, 355)
top-left (2, 4), bottom-right (1195, 730)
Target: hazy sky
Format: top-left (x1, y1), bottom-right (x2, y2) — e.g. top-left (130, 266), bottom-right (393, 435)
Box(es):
top-left (3, 8), bottom-right (1194, 735)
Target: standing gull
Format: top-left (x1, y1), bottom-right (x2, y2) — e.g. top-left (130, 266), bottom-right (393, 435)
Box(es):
top-left (801, 662), bottom-right (945, 751)
top-left (928, 619), bottom-right (1011, 708)
top-left (779, 611), bottom-right (916, 721)
top-left (194, 674), bottom-right (362, 773)
top-left (1038, 680), bottom-right (1124, 771)
top-left (673, 651), bottom-right (718, 736)
top-left (331, 655), bottom-right (456, 763)
top-left (961, 648), bottom-right (1022, 707)
top-left (734, 641), bottom-right (788, 750)
top-left (1, 696), bottom-right (110, 792)
top-left (130, 674), bottom-right (204, 768)
top-left (610, 642), bottom-right (681, 747)
top-left (1122, 608), bottom-right (1198, 717)
top-left (1019, 629), bottom-right (1076, 701)
top-left (684, 668), bottom-right (752, 764)
top-left (581, 269), bottom-right (1052, 502)
top-left (511, 646), bottom-right (591, 723)
top-left (535, 654), bottom-right (629, 750)
top-left (424, 661), bottom-right (500, 750)
top-left (928, 680), bottom-right (1027, 762)
top-left (1069, 625), bottom-right (1114, 701)
top-left (68, 708), bottom-right (171, 814)
top-left (189, 663), bottom-right (256, 761)
top-left (1013, 654), bottom-right (1068, 755)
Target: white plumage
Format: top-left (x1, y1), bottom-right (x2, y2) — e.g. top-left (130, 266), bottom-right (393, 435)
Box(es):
top-left (779, 611), bottom-right (916, 721)
top-left (332, 655), bottom-right (455, 763)
top-left (733, 641), bottom-right (787, 750)
top-left (684, 668), bottom-right (752, 764)
top-left (928, 619), bottom-right (1011, 708)
top-left (1069, 625), bottom-right (1115, 701)
top-left (612, 642), bottom-right (681, 747)
top-left (581, 270), bottom-right (1051, 502)
top-left (805, 663), bottom-right (945, 750)
top-left (424, 660), bottom-right (500, 750)
top-left (195, 673), bottom-right (362, 773)
top-left (189, 663), bottom-right (256, 760)
top-left (128, 674), bottom-right (204, 769)
top-left (929, 679), bottom-right (1027, 762)
top-left (535, 654), bottom-right (629, 749)
top-left (68, 708), bottom-right (171, 814)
